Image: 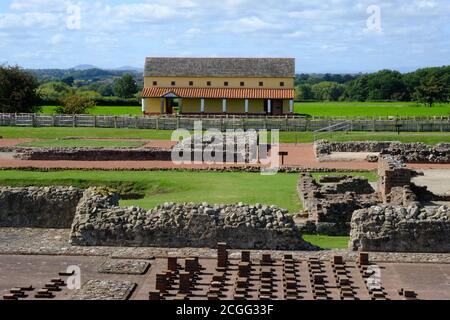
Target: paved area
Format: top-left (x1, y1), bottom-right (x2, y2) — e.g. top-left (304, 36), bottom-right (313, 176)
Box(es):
top-left (1, 253), bottom-right (449, 300)
top-left (413, 170), bottom-right (450, 195)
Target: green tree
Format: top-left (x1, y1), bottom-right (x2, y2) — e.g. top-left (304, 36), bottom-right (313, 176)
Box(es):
top-left (413, 76), bottom-right (449, 107)
top-left (0, 65), bottom-right (39, 113)
top-left (366, 70), bottom-right (408, 101)
top-left (37, 81), bottom-right (74, 103)
top-left (55, 94), bottom-right (96, 114)
top-left (113, 74), bottom-right (138, 98)
top-left (62, 76), bottom-right (75, 86)
top-left (295, 84), bottom-right (314, 101)
top-left (311, 82), bottom-right (345, 101)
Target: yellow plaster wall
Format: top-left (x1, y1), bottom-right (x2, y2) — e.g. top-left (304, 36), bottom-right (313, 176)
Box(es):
top-left (144, 76), bottom-right (294, 89)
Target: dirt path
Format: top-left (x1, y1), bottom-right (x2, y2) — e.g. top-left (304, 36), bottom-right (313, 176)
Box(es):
top-left (0, 139), bottom-right (33, 147)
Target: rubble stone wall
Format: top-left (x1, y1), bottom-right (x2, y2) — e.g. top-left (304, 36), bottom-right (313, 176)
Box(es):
top-left (315, 140), bottom-right (450, 163)
top-left (8, 147), bottom-right (173, 161)
top-left (350, 205), bottom-right (450, 253)
top-left (297, 173), bottom-right (380, 235)
top-left (0, 186), bottom-right (84, 228)
top-left (70, 188), bottom-right (314, 250)
top-left (378, 155), bottom-right (412, 201)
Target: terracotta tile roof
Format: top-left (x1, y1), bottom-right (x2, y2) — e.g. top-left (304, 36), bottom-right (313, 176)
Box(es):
top-left (144, 57), bottom-right (295, 78)
top-left (142, 87), bottom-right (295, 99)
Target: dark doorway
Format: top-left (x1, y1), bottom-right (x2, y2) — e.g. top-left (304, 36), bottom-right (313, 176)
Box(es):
top-left (166, 98), bottom-right (178, 114)
top-left (272, 100), bottom-right (283, 115)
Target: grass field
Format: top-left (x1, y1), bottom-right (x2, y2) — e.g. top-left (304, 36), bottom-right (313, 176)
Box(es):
top-left (0, 170), bottom-right (302, 213)
top-left (17, 139), bottom-right (146, 148)
top-left (1, 127), bottom-right (449, 144)
top-left (40, 106), bottom-right (142, 116)
top-left (295, 101), bottom-right (450, 117)
top-left (39, 102), bottom-right (450, 117)
top-left (302, 235), bottom-right (350, 249)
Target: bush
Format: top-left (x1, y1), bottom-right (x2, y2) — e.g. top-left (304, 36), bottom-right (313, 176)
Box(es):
top-left (56, 95), bottom-right (96, 114)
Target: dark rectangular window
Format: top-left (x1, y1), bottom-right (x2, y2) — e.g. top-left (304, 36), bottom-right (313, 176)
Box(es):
top-left (280, 82), bottom-right (285, 87)
top-left (224, 81), bottom-right (229, 87)
top-left (259, 82), bottom-right (264, 87)
top-left (207, 81), bottom-right (211, 86)
top-left (171, 81), bottom-right (176, 86)
top-left (189, 81), bottom-right (194, 86)
top-left (153, 81), bottom-right (157, 86)
top-left (240, 82), bottom-right (245, 87)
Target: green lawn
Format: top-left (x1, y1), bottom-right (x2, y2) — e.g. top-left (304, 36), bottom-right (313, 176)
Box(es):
top-left (17, 139), bottom-right (145, 148)
top-left (0, 127), bottom-right (174, 140)
top-left (302, 235), bottom-right (350, 249)
top-left (295, 101), bottom-right (450, 117)
top-left (38, 102), bottom-right (450, 117)
top-left (40, 106), bottom-right (142, 116)
top-left (311, 171), bottom-right (378, 182)
top-left (0, 170), bottom-right (302, 213)
top-left (1, 126), bottom-right (449, 145)
top-left (277, 131), bottom-right (450, 144)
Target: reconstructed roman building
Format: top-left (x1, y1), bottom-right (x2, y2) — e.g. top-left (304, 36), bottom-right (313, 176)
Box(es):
top-left (141, 57), bottom-right (295, 115)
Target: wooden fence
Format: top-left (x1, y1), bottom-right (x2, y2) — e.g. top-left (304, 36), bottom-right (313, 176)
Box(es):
top-left (0, 113), bottom-right (449, 132)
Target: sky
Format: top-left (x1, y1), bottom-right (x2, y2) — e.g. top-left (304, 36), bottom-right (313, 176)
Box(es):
top-left (0, 0), bottom-right (449, 73)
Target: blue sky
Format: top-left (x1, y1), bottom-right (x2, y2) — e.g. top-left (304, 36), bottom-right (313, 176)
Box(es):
top-left (0, 0), bottom-right (449, 73)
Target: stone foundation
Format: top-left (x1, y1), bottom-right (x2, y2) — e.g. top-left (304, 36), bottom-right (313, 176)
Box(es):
top-left (297, 174), bottom-right (380, 235)
top-left (350, 205), bottom-right (450, 253)
top-left (8, 147), bottom-right (173, 161)
top-left (70, 188), bottom-right (315, 250)
top-left (0, 186), bottom-right (83, 228)
top-left (315, 140), bottom-right (450, 164)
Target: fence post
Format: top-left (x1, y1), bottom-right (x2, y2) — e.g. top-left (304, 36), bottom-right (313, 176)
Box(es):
top-left (73, 115), bottom-right (76, 127)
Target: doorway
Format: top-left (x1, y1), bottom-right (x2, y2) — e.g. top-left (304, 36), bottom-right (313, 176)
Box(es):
top-left (272, 100), bottom-right (283, 115)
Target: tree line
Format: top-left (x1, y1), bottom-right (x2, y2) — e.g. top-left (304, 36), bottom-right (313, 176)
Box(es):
top-left (1, 65), bottom-right (449, 115)
top-left (295, 67), bottom-right (450, 107)
top-left (0, 65), bottom-right (141, 114)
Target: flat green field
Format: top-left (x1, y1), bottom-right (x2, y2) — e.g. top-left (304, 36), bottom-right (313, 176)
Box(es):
top-left (1, 127), bottom-right (449, 144)
top-left (295, 101), bottom-right (450, 117)
top-left (40, 106), bottom-right (142, 116)
top-left (302, 235), bottom-right (350, 249)
top-left (0, 170), bottom-right (302, 213)
top-left (39, 102), bottom-right (450, 117)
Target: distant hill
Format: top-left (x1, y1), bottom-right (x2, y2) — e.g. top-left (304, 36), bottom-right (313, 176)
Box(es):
top-left (72, 64), bottom-right (99, 70)
top-left (28, 67), bottom-right (143, 84)
top-left (113, 66), bottom-right (143, 72)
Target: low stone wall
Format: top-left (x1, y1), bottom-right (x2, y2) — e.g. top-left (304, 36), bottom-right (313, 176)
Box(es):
top-left (8, 147), bottom-right (173, 161)
top-left (315, 140), bottom-right (395, 156)
top-left (350, 205), bottom-right (450, 253)
top-left (0, 186), bottom-right (83, 228)
top-left (315, 140), bottom-right (450, 164)
top-left (70, 188), bottom-right (315, 250)
top-left (381, 143), bottom-right (450, 163)
top-left (297, 173), bottom-right (380, 235)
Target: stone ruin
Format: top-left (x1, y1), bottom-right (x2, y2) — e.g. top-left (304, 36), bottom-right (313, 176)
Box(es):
top-left (0, 186), bottom-right (314, 251)
top-left (297, 174), bottom-right (380, 235)
top-left (172, 131), bottom-right (268, 164)
top-left (350, 204), bottom-right (450, 253)
top-left (0, 186), bottom-right (83, 228)
top-left (348, 155), bottom-right (450, 252)
top-left (70, 188), bottom-right (313, 250)
top-left (315, 140), bottom-right (450, 164)
top-left (2, 146), bottom-right (172, 161)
